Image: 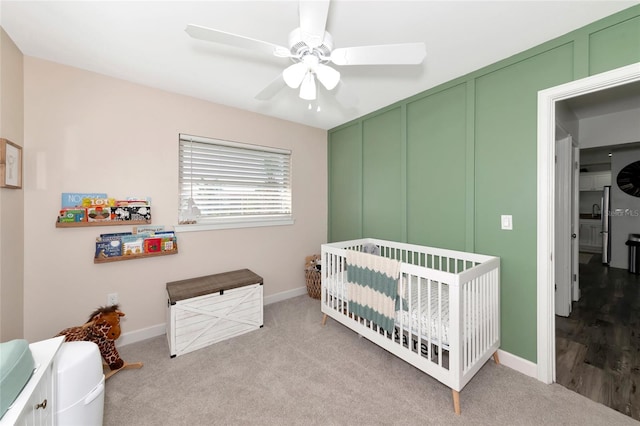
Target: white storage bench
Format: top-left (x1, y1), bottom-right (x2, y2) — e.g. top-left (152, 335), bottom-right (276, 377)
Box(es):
top-left (166, 269), bottom-right (263, 357)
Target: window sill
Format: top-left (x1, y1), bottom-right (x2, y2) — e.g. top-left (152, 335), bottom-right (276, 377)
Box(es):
top-left (174, 217), bottom-right (294, 233)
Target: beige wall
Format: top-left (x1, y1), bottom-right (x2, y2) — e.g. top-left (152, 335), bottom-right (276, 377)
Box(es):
top-left (0, 28), bottom-right (25, 341)
top-left (23, 57), bottom-right (327, 342)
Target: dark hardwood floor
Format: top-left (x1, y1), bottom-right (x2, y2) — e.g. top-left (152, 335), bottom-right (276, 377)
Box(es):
top-left (556, 252), bottom-right (640, 421)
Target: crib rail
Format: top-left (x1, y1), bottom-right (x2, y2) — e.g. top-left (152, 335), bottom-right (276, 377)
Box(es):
top-left (321, 238), bottom-right (500, 394)
top-left (459, 263), bottom-right (500, 385)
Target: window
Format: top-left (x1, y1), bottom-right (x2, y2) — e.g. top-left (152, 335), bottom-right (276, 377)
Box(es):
top-left (177, 134), bottom-right (293, 231)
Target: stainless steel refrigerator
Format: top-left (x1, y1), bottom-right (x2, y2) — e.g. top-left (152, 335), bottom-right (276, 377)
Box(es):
top-left (601, 185), bottom-right (611, 264)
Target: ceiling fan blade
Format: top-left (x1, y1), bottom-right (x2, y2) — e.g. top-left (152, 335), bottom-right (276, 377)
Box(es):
top-left (283, 62), bottom-right (308, 89)
top-left (255, 74), bottom-right (287, 100)
top-left (185, 24), bottom-right (291, 58)
top-left (315, 63), bottom-right (340, 91)
top-left (299, 0), bottom-right (330, 48)
top-left (331, 43), bottom-right (426, 66)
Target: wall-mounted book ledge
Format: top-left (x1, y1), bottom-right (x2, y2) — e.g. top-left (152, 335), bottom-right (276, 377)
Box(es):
top-left (56, 219), bottom-right (151, 228)
top-left (94, 227), bottom-right (178, 264)
top-left (94, 248), bottom-right (178, 264)
top-left (57, 192), bottom-right (152, 228)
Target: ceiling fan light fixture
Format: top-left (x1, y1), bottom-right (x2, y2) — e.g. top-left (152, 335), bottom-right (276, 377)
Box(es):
top-left (315, 63), bottom-right (340, 90)
top-left (300, 72), bottom-right (316, 100)
top-left (283, 62), bottom-right (307, 89)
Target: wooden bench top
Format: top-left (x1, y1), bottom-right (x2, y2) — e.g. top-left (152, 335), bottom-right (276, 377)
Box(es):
top-left (166, 269), bottom-right (263, 303)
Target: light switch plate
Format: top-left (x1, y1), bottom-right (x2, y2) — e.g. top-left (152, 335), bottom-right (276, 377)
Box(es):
top-left (501, 215), bottom-right (513, 230)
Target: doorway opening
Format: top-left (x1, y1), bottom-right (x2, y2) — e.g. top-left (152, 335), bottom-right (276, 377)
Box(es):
top-left (536, 62), bottom-right (640, 386)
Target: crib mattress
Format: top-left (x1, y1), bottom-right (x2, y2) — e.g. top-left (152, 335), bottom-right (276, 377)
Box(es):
top-left (0, 339), bottom-right (35, 419)
top-left (324, 272), bottom-right (450, 345)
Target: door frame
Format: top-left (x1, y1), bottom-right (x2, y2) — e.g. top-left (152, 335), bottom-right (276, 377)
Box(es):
top-left (536, 62), bottom-right (640, 384)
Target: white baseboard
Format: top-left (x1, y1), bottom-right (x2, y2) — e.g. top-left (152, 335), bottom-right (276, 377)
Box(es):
top-left (497, 349), bottom-right (537, 379)
top-left (263, 285), bottom-right (308, 305)
top-left (117, 323), bottom-right (166, 347)
top-left (118, 286), bottom-right (309, 347)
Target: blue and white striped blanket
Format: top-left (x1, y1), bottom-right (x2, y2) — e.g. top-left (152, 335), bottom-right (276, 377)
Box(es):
top-left (346, 250), bottom-right (401, 334)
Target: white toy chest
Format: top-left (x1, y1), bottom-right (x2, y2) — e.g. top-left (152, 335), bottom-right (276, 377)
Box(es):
top-left (166, 269), bottom-right (263, 357)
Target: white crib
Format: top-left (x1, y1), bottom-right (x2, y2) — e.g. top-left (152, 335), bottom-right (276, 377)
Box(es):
top-left (320, 238), bottom-right (500, 415)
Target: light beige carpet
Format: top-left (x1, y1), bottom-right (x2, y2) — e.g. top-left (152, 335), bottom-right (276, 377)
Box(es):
top-left (104, 295), bottom-right (638, 425)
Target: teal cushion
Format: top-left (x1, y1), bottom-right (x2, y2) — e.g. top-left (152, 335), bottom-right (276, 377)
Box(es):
top-left (0, 339), bottom-right (35, 419)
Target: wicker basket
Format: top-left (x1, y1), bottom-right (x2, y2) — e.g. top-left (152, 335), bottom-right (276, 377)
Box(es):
top-left (305, 254), bottom-right (321, 299)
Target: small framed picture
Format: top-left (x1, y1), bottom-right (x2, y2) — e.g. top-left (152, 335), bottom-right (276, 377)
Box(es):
top-left (0, 138), bottom-right (22, 189)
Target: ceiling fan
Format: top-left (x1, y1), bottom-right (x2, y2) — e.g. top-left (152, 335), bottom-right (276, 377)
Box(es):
top-left (185, 0), bottom-right (426, 105)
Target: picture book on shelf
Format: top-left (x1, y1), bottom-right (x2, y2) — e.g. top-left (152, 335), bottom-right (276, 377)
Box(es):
top-left (95, 240), bottom-right (122, 258)
top-left (133, 225), bottom-right (165, 234)
top-left (61, 192), bottom-right (107, 208)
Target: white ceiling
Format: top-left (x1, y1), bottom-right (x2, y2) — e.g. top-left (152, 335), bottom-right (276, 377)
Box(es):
top-left (2, 1), bottom-right (638, 130)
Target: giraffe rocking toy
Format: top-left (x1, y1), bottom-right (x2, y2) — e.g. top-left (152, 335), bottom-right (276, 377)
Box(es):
top-left (55, 304), bottom-right (143, 379)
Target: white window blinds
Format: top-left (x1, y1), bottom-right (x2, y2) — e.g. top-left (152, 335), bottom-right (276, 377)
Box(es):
top-left (179, 134), bottom-right (292, 228)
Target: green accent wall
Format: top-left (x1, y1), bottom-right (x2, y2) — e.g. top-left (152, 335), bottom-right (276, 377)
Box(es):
top-left (362, 107), bottom-right (404, 241)
top-left (589, 15), bottom-right (640, 74)
top-left (474, 43), bottom-right (574, 358)
top-left (406, 84), bottom-right (467, 250)
top-left (327, 4), bottom-right (640, 363)
top-left (328, 123), bottom-right (362, 242)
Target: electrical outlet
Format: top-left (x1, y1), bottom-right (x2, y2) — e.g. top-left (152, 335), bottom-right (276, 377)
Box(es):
top-left (107, 293), bottom-right (118, 306)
